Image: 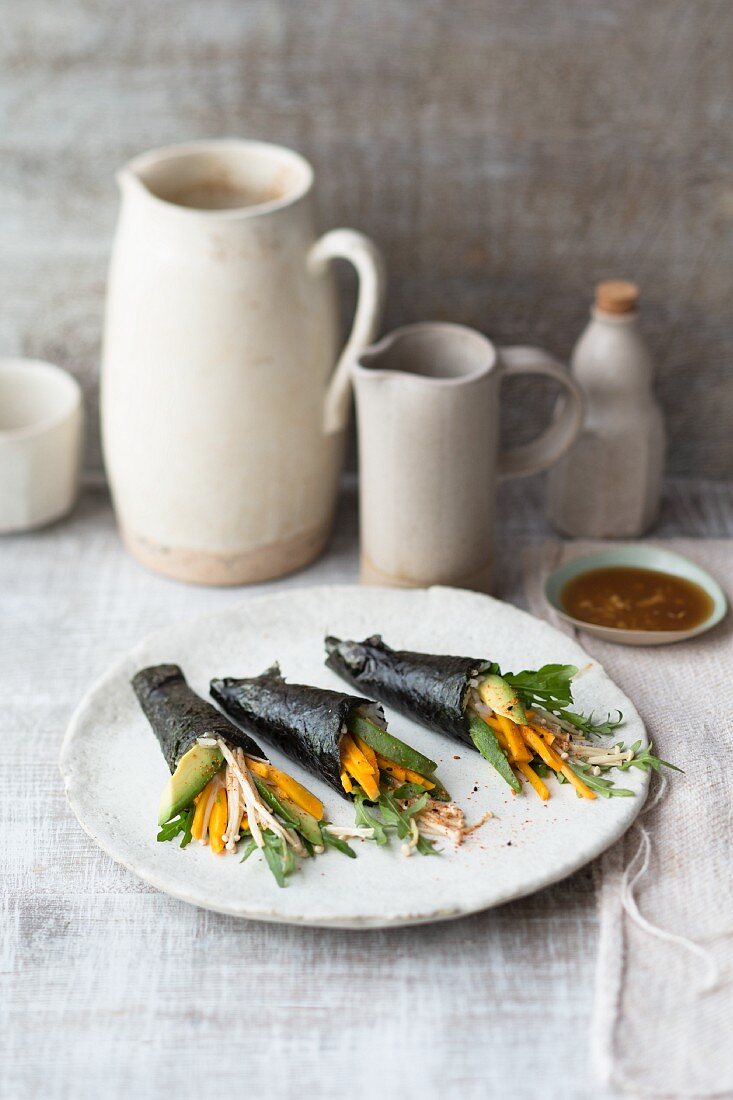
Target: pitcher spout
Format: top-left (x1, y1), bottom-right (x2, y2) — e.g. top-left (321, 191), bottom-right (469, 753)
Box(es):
top-left (115, 162), bottom-right (143, 198)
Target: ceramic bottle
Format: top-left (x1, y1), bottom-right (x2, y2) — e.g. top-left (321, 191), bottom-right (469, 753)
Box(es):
top-left (547, 281), bottom-right (666, 538)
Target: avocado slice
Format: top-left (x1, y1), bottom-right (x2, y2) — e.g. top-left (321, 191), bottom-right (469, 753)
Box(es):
top-left (158, 742), bottom-right (224, 825)
top-left (347, 712), bottom-right (438, 776)
top-left (477, 673), bottom-right (528, 725)
top-left (274, 794), bottom-right (324, 848)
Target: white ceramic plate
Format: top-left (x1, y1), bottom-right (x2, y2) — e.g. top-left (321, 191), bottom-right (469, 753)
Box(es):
top-left (60, 585), bottom-right (648, 928)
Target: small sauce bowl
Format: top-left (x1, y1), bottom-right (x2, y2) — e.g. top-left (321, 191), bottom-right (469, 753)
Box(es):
top-left (544, 545), bottom-right (727, 646)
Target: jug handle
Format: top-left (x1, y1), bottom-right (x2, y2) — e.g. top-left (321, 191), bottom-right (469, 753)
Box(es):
top-left (497, 347), bottom-right (584, 478)
top-left (308, 229), bottom-right (386, 435)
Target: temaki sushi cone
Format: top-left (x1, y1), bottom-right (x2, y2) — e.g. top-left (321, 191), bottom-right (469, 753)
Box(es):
top-left (211, 664), bottom-right (468, 852)
top-left (324, 636), bottom-right (621, 802)
top-left (134, 665), bottom-right (264, 823)
top-left (325, 635), bottom-right (493, 745)
top-left (132, 664), bottom-right (337, 884)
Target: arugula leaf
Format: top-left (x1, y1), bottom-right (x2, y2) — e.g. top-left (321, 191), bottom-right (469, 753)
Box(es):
top-left (379, 788), bottom-right (429, 836)
top-left (566, 761), bottom-right (634, 798)
top-left (497, 663), bottom-right (624, 738)
top-left (261, 832), bottom-right (287, 887)
top-left (280, 836), bottom-right (296, 877)
top-left (239, 838), bottom-right (258, 863)
top-left (239, 830), bottom-right (296, 886)
top-left (557, 708), bottom-right (624, 738)
top-left (502, 664), bottom-right (578, 710)
top-left (390, 781), bottom-right (431, 801)
top-left (378, 788), bottom-right (437, 855)
top-left (321, 830), bottom-right (357, 859)
top-left (353, 790), bottom-right (388, 845)
top-left (156, 804), bottom-right (195, 847)
top-left (616, 741), bottom-right (683, 774)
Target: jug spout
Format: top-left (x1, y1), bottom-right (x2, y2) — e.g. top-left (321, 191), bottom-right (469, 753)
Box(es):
top-left (116, 162), bottom-right (144, 198)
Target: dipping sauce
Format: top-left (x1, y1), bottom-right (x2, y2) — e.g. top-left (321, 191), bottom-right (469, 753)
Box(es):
top-left (561, 566), bottom-right (714, 632)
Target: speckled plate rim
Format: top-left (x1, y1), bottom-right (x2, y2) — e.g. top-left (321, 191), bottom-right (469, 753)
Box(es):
top-left (59, 584), bottom-right (649, 928)
top-left (545, 545), bottom-right (727, 646)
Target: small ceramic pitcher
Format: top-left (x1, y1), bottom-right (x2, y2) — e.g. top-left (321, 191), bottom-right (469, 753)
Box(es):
top-left (352, 323), bottom-right (584, 591)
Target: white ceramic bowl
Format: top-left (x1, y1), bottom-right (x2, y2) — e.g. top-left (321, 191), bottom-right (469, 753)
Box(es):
top-left (544, 545), bottom-right (727, 646)
top-left (0, 358), bottom-right (84, 533)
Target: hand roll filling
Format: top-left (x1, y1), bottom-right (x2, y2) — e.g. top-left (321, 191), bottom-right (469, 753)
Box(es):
top-left (132, 664), bottom-right (341, 886)
top-left (325, 636), bottom-right (679, 802)
top-left (210, 665), bottom-right (468, 854)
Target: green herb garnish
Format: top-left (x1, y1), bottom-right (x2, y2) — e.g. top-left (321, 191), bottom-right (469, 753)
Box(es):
top-left (488, 661), bottom-right (624, 738)
top-left (239, 838), bottom-right (258, 863)
top-left (321, 829), bottom-right (357, 858)
top-left (378, 787), bottom-right (438, 855)
top-left (353, 790), bottom-right (389, 845)
top-left (616, 741), bottom-right (683, 774)
top-left (565, 761), bottom-right (634, 798)
top-left (156, 804), bottom-right (195, 847)
top-left (556, 709), bottom-right (624, 737)
top-left (261, 831), bottom-right (290, 887)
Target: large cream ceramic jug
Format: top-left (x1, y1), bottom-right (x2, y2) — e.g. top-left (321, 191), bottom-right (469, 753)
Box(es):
top-left (102, 140), bottom-right (385, 584)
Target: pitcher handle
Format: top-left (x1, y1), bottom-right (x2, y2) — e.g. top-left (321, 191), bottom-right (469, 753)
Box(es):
top-left (497, 346), bottom-right (584, 478)
top-left (308, 229), bottom-right (386, 435)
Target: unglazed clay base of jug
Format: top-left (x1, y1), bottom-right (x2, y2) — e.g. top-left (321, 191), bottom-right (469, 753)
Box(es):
top-left (353, 323), bottom-right (583, 592)
top-left (121, 519), bottom-right (331, 586)
top-left (547, 281), bottom-right (666, 539)
top-left (102, 140), bottom-right (385, 585)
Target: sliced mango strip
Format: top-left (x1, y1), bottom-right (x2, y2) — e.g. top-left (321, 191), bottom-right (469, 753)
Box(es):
top-left (341, 733), bottom-right (381, 800)
top-left (557, 763), bottom-right (596, 800)
top-left (520, 728), bottom-right (596, 800)
top-left (530, 722), bottom-right (556, 745)
top-left (497, 716), bottom-right (533, 763)
top-left (377, 755), bottom-right (406, 781)
top-left (353, 733), bottom-right (379, 773)
top-left (516, 760), bottom-right (550, 801)
top-left (525, 710), bottom-right (557, 744)
top-left (191, 778), bottom-right (217, 841)
top-left (521, 727), bottom-right (563, 769)
top-left (375, 753), bottom-right (435, 790)
top-left (482, 714), bottom-right (511, 752)
top-left (245, 758), bottom-right (324, 821)
top-left (340, 769), bottom-right (353, 794)
top-left (209, 787), bottom-right (228, 853)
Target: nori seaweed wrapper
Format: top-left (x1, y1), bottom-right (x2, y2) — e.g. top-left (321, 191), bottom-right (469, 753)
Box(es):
top-left (210, 664), bottom-right (381, 799)
top-left (132, 664), bottom-right (264, 773)
top-left (325, 635), bottom-right (489, 748)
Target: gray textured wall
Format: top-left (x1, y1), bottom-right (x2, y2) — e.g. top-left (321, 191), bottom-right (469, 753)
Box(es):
top-left (1, 0), bottom-right (731, 476)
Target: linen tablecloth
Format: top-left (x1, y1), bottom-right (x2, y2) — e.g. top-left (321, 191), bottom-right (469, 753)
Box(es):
top-left (2, 480), bottom-right (731, 1099)
top-left (525, 539), bottom-right (733, 1099)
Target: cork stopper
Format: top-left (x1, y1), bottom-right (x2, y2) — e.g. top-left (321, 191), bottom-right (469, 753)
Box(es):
top-left (595, 280), bottom-right (639, 315)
